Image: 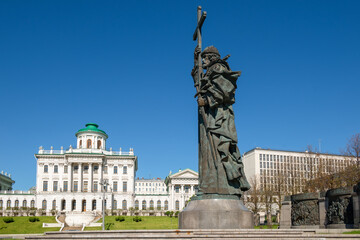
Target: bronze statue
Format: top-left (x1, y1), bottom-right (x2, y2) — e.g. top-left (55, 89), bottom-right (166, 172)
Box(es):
top-left (191, 45), bottom-right (250, 199)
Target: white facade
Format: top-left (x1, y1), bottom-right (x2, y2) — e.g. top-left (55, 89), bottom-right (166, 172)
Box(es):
top-left (243, 147), bottom-right (357, 194)
top-left (0, 123), bottom-right (199, 216)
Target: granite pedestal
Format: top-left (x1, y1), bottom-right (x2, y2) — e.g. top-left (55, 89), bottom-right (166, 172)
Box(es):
top-left (179, 199), bottom-right (254, 229)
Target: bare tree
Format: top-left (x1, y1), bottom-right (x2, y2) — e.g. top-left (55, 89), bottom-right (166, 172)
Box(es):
top-left (346, 133), bottom-right (360, 167)
top-left (244, 175), bottom-right (263, 226)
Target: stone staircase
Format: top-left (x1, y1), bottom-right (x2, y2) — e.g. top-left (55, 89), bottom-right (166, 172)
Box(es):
top-left (25, 229), bottom-right (360, 239)
top-left (57, 212), bottom-right (98, 232)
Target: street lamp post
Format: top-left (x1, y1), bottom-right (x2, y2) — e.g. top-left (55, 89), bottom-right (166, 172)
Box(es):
top-left (100, 179), bottom-right (109, 231)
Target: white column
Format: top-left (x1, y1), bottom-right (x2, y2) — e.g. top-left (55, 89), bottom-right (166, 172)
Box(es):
top-left (79, 163), bottom-right (83, 192)
top-left (69, 163), bottom-right (72, 192)
top-left (89, 163), bottom-right (93, 192)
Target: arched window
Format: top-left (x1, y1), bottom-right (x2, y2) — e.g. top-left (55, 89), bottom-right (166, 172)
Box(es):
top-left (30, 200), bottom-right (35, 208)
top-left (123, 166), bottom-right (127, 174)
top-left (157, 200), bottom-right (161, 210)
top-left (15, 200), bottom-right (19, 208)
top-left (164, 200), bottom-right (168, 210)
top-left (52, 200), bottom-right (56, 210)
top-left (92, 199), bottom-right (96, 211)
top-left (7, 200), bottom-right (11, 208)
top-left (122, 200), bottom-right (127, 210)
top-left (61, 199), bottom-right (66, 211)
top-left (97, 140), bottom-right (101, 149)
top-left (113, 200), bottom-right (117, 210)
top-left (42, 200), bottom-right (47, 210)
top-left (79, 140), bottom-right (82, 148)
top-left (135, 200), bottom-right (139, 210)
top-left (87, 139), bottom-right (92, 148)
top-left (150, 200), bottom-right (154, 209)
top-left (175, 200), bottom-right (179, 210)
top-left (72, 200), bottom-right (76, 211)
top-left (0, 200), bottom-right (3, 208)
top-left (142, 200), bottom-right (146, 210)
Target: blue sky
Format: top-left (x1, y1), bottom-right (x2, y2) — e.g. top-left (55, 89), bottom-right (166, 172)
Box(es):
top-left (0, 1), bottom-right (359, 190)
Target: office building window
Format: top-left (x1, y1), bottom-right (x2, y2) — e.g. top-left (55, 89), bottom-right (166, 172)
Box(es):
top-left (123, 181), bottom-right (127, 192)
top-left (84, 181), bottom-right (88, 192)
top-left (113, 181), bottom-right (118, 192)
top-left (74, 181), bottom-right (78, 192)
top-left (53, 181), bottom-right (58, 191)
top-left (43, 181), bottom-right (48, 191)
top-left (94, 181), bottom-right (98, 192)
top-left (63, 181), bottom-right (68, 192)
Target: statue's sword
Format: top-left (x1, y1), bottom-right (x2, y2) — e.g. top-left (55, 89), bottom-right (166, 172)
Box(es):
top-left (193, 6), bottom-right (218, 167)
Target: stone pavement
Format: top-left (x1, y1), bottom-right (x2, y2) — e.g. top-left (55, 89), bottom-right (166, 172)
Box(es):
top-left (22, 229), bottom-right (360, 239)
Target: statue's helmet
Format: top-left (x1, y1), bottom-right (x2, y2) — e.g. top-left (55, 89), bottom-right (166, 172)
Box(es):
top-left (201, 46), bottom-right (220, 57)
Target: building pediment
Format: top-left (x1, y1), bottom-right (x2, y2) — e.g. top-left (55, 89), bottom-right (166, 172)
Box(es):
top-left (169, 169), bottom-right (198, 179)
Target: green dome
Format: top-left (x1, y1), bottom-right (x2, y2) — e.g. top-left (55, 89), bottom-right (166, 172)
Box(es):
top-left (75, 123), bottom-right (108, 138)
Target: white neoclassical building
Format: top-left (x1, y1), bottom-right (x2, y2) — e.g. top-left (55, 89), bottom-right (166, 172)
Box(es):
top-left (0, 123), bottom-right (198, 217)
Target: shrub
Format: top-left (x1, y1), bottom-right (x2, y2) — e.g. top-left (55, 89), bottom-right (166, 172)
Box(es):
top-left (3, 217), bottom-right (14, 223)
top-left (133, 216), bottom-right (142, 222)
top-left (29, 217), bottom-right (40, 222)
top-left (115, 216), bottom-right (125, 222)
top-left (175, 211), bottom-right (179, 218)
top-left (105, 222), bottom-right (113, 230)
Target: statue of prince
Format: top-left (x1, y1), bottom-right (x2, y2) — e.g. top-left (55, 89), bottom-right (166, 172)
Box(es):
top-left (191, 46), bottom-right (250, 199)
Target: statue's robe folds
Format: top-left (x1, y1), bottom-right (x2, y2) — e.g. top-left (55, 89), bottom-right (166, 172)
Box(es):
top-left (194, 61), bottom-right (250, 196)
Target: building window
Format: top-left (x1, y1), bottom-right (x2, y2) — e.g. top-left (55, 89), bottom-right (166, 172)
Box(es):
top-left (94, 165), bottom-right (99, 174)
top-left (164, 200), bottom-right (168, 210)
top-left (92, 199), bottom-right (96, 210)
top-left (184, 185), bottom-right (190, 193)
top-left (72, 200), bottom-right (76, 211)
top-left (74, 181), bottom-right (78, 192)
top-left (54, 165), bottom-right (58, 173)
top-left (123, 166), bottom-right (127, 174)
top-left (175, 185), bottom-right (180, 193)
top-left (52, 200), bottom-right (56, 210)
top-left (142, 200), bottom-right (146, 210)
top-left (87, 139), bottom-right (92, 148)
top-left (175, 200), bottom-right (179, 210)
top-left (64, 166), bottom-right (68, 173)
top-left (135, 200), bottom-right (139, 210)
top-left (150, 200), bottom-right (154, 209)
top-left (43, 181), bottom-right (48, 191)
top-left (94, 181), bottom-right (98, 192)
top-left (157, 200), bottom-right (161, 210)
top-left (113, 181), bottom-right (118, 192)
top-left (42, 200), bottom-right (47, 210)
top-left (22, 200), bottom-right (27, 208)
top-left (74, 165), bottom-right (79, 174)
top-left (84, 165), bottom-right (89, 173)
top-left (63, 181), bottom-right (68, 192)
top-left (113, 200), bottom-right (117, 210)
top-left (44, 165), bottom-right (48, 173)
top-left (53, 181), bottom-right (58, 191)
top-left (0, 200), bottom-right (3, 208)
top-left (123, 181), bottom-right (127, 192)
top-left (97, 140), bottom-right (101, 149)
top-left (104, 166), bottom-right (108, 174)
top-left (79, 140), bottom-right (82, 148)
top-left (113, 166), bottom-right (118, 174)
top-left (31, 200), bottom-right (35, 208)
top-left (15, 200), bottom-right (19, 208)
top-left (84, 181), bottom-right (88, 192)
top-left (6, 200), bottom-right (11, 208)
top-left (122, 200), bottom-right (127, 210)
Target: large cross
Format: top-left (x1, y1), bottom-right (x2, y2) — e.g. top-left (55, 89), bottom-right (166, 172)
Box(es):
top-left (193, 6), bottom-right (207, 73)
